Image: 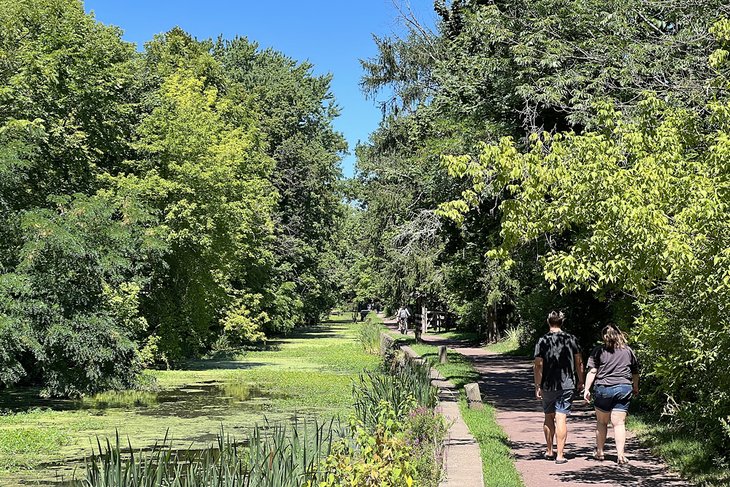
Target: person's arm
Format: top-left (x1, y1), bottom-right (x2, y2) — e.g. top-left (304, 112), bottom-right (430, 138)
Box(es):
top-left (630, 348), bottom-right (640, 396)
top-left (575, 353), bottom-right (585, 391)
top-left (533, 357), bottom-right (543, 399)
top-left (583, 367), bottom-right (597, 401)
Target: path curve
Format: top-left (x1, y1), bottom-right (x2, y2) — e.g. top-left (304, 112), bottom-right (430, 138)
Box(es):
top-left (419, 333), bottom-right (689, 487)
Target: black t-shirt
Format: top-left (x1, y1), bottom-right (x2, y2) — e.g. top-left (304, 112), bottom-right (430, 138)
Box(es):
top-left (534, 331), bottom-right (581, 391)
top-left (587, 345), bottom-right (639, 387)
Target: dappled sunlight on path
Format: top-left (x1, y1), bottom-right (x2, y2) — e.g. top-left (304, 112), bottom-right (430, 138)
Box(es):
top-left (418, 332), bottom-right (689, 487)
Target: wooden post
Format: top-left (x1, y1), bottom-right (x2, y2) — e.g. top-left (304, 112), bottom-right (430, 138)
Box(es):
top-left (421, 304), bottom-right (428, 335)
top-left (465, 383), bottom-right (484, 409)
top-left (438, 345), bottom-right (448, 364)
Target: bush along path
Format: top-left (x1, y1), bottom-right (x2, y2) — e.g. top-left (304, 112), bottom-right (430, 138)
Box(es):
top-left (414, 330), bottom-right (689, 487)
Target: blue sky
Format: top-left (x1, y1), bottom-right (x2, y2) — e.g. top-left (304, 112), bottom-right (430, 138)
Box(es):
top-left (84, 1), bottom-right (436, 177)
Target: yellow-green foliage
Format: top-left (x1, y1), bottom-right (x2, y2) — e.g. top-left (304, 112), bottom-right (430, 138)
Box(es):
top-left (438, 17), bottom-right (730, 452)
top-left (311, 402), bottom-right (417, 487)
top-left (124, 54), bottom-right (276, 359)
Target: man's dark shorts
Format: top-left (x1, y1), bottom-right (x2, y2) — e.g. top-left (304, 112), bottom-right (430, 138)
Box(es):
top-left (542, 389), bottom-right (573, 415)
top-left (593, 384), bottom-right (632, 413)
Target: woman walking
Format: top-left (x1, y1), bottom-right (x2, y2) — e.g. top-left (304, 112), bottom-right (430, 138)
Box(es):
top-left (583, 324), bottom-right (640, 464)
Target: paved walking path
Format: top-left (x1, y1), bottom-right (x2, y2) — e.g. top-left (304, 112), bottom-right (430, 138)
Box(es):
top-left (417, 332), bottom-right (689, 487)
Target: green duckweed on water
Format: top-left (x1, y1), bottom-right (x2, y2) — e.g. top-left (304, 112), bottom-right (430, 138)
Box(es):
top-left (0, 314), bottom-right (378, 486)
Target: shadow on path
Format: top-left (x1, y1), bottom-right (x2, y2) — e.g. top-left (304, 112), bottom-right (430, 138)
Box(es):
top-left (417, 331), bottom-right (690, 487)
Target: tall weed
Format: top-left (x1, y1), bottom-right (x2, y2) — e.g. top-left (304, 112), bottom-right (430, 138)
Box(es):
top-left (355, 316), bottom-right (381, 354)
top-left (78, 418), bottom-right (344, 487)
top-left (353, 358), bottom-right (437, 429)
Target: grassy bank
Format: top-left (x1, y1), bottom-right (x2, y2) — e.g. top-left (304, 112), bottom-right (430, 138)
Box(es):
top-left (0, 313), bottom-right (379, 486)
top-left (628, 413), bottom-right (730, 487)
top-left (390, 331), bottom-right (524, 487)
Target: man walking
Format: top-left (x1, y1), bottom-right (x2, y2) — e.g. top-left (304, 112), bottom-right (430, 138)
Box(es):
top-left (534, 310), bottom-right (584, 464)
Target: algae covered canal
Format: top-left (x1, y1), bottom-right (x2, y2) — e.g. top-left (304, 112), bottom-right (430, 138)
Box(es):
top-left (0, 314), bottom-right (379, 486)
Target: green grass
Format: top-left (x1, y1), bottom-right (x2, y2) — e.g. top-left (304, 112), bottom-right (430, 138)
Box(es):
top-left (0, 419), bottom-right (72, 471)
top-left (485, 326), bottom-right (531, 356)
top-left (0, 313), bottom-right (379, 486)
top-left (460, 398), bottom-right (524, 487)
top-left (389, 333), bottom-right (479, 389)
top-left (628, 414), bottom-right (730, 487)
top-left (408, 344), bottom-right (479, 389)
top-left (81, 390), bottom-right (159, 409)
top-left (392, 335), bottom-right (523, 486)
top-left (434, 329), bottom-right (480, 343)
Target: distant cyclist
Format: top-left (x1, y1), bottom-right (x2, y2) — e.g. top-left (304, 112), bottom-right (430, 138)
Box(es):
top-left (396, 305), bottom-right (411, 334)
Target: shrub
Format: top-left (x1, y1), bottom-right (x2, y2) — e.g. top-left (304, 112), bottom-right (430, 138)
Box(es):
top-left (221, 299), bottom-right (268, 345)
top-left (405, 406), bottom-right (447, 486)
top-left (311, 401), bottom-right (417, 487)
top-left (0, 192), bottom-right (163, 397)
top-left (137, 334), bottom-right (169, 369)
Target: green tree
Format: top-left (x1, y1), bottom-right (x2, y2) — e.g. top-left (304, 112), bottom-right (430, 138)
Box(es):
top-left (128, 30), bottom-right (275, 359)
top-left (441, 88), bottom-right (730, 446)
top-left (357, 0), bottom-right (730, 342)
top-left (0, 191), bottom-right (163, 396)
top-left (0, 0), bottom-right (155, 395)
top-left (216, 38), bottom-right (347, 329)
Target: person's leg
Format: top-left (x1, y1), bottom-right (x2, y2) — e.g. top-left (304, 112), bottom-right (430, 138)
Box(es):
top-left (611, 410), bottom-right (628, 461)
top-left (595, 409), bottom-right (610, 459)
top-left (555, 412), bottom-right (568, 460)
top-left (543, 412), bottom-right (556, 456)
top-left (553, 390), bottom-right (573, 463)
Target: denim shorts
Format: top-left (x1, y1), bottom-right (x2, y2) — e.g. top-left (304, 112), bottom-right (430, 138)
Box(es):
top-left (593, 384), bottom-right (632, 413)
top-left (542, 389), bottom-right (574, 415)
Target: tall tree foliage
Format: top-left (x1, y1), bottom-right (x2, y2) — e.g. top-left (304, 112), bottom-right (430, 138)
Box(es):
top-left (216, 38), bottom-right (347, 330)
top-left (0, 0), bottom-right (141, 266)
top-left (125, 29), bottom-right (276, 361)
top-left (0, 1), bottom-right (347, 394)
top-left (355, 0), bottom-right (730, 451)
top-left (439, 22), bottom-right (730, 449)
top-left (0, 0), bottom-right (155, 396)
top-left (356, 0), bottom-right (729, 325)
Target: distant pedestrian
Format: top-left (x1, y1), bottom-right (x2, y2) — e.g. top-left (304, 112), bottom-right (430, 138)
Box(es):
top-left (396, 305), bottom-right (410, 334)
top-left (534, 310), bottom-right (584, 464)
top-left (583, 323), bottom-right (639, 465)
top-left (359, 302), bottom-right (369, 322)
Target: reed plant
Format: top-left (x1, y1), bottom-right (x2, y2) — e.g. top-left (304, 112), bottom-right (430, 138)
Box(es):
top-left (355, 315), bottom-right (381, 354)
top-left (353, 358), bottom-right (437, 429)
top-left (77, 418), bottom-right (344, 487)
